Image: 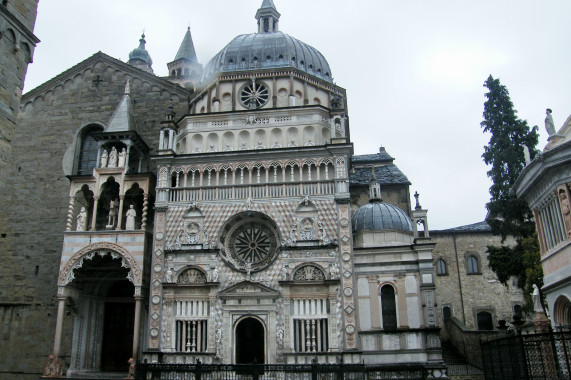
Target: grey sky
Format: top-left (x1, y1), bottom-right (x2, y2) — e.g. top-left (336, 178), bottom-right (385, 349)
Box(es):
top-left (24, 0), bottom-right (571, 229)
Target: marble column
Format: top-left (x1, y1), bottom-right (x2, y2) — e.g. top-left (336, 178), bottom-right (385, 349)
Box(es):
top-left (90, 196), bottom-right (99, 231)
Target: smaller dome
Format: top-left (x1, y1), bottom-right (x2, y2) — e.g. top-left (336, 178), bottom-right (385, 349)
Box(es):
top-left (352, 202), bottom-right (413, 233)
top-left (128, 34), bottom-right (153, 67)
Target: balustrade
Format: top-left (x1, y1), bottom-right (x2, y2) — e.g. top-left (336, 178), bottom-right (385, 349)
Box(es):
top-left (161, 180), bottom-right (336, 203)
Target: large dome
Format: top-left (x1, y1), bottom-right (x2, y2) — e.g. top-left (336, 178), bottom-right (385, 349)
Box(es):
top-left (352, 202), bottom-right (414, 233)
top-left (201, 31), bottom-right (333, 84)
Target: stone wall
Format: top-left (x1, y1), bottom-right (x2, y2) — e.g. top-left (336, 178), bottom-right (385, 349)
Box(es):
top-left (431, 229), bottom-right (524, 333)
top-left (0, 55), bottom-right (190, 378)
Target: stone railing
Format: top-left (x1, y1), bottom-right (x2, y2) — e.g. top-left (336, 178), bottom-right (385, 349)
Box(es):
top-left (157, 180), bottom-right (338, 203)
top-left (444, 317), bottom-right (499, 369)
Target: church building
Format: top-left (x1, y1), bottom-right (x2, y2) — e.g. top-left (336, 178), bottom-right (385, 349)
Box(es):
top-left (5, 1), bottom-right (450, 378)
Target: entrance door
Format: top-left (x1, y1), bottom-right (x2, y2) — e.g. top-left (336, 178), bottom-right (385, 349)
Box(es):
top-left (100, 302), bottom-right (134, 371)
top-left (235, 317), bottom-right (265, 364)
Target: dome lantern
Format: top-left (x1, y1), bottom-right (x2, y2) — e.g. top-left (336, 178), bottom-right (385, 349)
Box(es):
top-left (255, 0), bottom-right (280, 34)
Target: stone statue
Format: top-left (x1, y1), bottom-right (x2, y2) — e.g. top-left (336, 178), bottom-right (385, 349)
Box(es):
top-left (212, 266), bottom-right (219, 282)
top-left (108, 146), bottom-right (118, 168)
top-left (100, 149), bottom-right (108, 168)
top-left (125, 205), bottom-right (136, 230)
top-left (280, 265), bottom-right (288, 281)
top-left (288, 139), bottom-right (297, 147)
top-left (76, 207), bottom-right (88, 231)
top-left (532, 284), bottom-right (542, 312)
top-left (128, 357), bottom-right (136, 379)
top-left (545, 108), bottom-right (556, 135)
top-left (118, 148), bottom-right (126, 168)
top-left (240, 141), bottom-right (248, 150)
top-left (330, 263), bottom-right (340, 279)
top-left (559, 189), bottom-right (571, 237)
top-left (165, 267), bottom-right (174, 283)
top-left (208, 144), bottom-right (216, 152)
top-left (523, 145), bottom-right (531, 165)
top-left (107, 199), bottom-right (119, 228)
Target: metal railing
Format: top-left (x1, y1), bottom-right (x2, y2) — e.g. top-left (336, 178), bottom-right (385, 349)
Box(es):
top-left (481, 330), bottom-right (571, 380)
top-left (134, 361), bottom-right (437, 380)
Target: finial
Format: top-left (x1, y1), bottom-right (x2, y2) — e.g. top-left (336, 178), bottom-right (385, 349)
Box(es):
top-left (368, 166), bottom-right (381, 202)
top-left (414, 191), bottom-right (421, 210)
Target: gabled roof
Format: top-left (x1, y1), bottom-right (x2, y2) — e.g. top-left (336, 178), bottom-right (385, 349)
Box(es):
top-left (22, 51), bottom-right (192, 102)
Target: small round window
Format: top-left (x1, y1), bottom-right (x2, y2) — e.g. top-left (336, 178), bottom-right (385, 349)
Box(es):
top-left (239, 81), bottom-right (270, 109)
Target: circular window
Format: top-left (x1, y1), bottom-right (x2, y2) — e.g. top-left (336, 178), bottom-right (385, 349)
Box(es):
top-left (220, 213), bottom-right (280, 272)
top-left (239, 81), bottom-right (270, 109)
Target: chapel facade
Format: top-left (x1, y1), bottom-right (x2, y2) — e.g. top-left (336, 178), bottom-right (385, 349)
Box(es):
top-left (6, 2), bottom-right (449, 378)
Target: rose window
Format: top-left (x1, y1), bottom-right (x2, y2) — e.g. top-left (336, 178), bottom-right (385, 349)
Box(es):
top-left (220, 212), bottom-right (280, 272)
top-left (239, 81), bottom-right (270, 109)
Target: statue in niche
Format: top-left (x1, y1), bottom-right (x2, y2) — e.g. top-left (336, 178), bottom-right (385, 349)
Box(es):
top-left (330, 262), bottom-right (340, 279)
top-left (288, 139), bottom-right (297, 147)
top-left (223, 144), bottom-right (232, 151)
top-left (255, 141), bottom-right (265, 149)
top-left (240, 141), bottom-right (248, 150)
top-left (108, 146), bottom-right (118, 168)
top-left (107, 199), bottom-right (119, 228)
top-left (100, 150), bottom-right (108, 168)
top-left (280, 264), bottom-right (288, 281)
top-left (165, 267), bottom-right (174, 283)
top-left (76, 207), bottom-right (88, 231)
top-left (118, 148), bottom-right (126, 168)
top-left (271, 140), bottom-right (282, 148)
top-left (305, 139), bottom-right (314, 146)
top-left (208, 144), bottom-right (216, 152)
top-left (559, 189), bottom-right (571, 236)
top-left (211, 266), bottom-right (219, 282)
top-left (125, 205), bottom-right (137, 230)
top-left (545, 108), bottom-right (556, 135)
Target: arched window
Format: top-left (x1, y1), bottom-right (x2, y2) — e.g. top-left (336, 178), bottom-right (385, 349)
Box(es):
top-left (477, 311), bottom-right (494, 330)
top-left (443, 306), bottom-right (452, 319)
top-left (437, 259), bottom-right (447, 275)
top-left (513, 304), bottom-right (522, 318)
top-left (77, 125), bottom-right (103, 175)
top-left (381, 285), bottom-right (397, 330)
top-left (467, 255), bottom-right (479, 274)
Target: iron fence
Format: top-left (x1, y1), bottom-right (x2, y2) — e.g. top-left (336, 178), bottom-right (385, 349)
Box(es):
top-left (134, 361), bottom-right (433, 380)
top-left (481, 330), bottom-right (571, 380)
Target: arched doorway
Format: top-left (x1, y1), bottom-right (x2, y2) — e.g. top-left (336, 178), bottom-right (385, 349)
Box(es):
top-left (65, 252), bottom-right (136, 374)
top-left (235, 317), bottom-right (265, 364)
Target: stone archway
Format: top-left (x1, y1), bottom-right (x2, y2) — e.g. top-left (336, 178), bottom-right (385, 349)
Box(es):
top-left (235, 317), bottom-right (265, 364)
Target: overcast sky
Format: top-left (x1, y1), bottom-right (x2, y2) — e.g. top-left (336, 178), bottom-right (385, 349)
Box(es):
top-left (24, 0), bottom-right (571, 229)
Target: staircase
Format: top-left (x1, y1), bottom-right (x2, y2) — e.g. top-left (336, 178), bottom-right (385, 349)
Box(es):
top-left (441, 342), bottom-right (484, 379)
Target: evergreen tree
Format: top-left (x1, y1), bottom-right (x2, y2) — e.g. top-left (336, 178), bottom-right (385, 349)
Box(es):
top-left (481, 75), bottom-right (542, 308)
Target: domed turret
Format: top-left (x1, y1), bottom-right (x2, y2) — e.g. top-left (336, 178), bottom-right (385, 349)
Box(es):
top-left (352, 167), bottom-right (414, 247)
top-left (128, 33), bottom-right (153, 73)
top-left (201, 1), bottom-right (332, 84)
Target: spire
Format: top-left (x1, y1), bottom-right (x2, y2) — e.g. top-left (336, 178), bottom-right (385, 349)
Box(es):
top-left (128, 33), bottom-right (154, 73)
top-left (174, 27), bottom-right (198, 63)
top-left (255, 0), bottom-right (280, 33)
top-left (106, 80), bottom-right (136, 133)
top-left (369, 166), bottom-right (382, 202)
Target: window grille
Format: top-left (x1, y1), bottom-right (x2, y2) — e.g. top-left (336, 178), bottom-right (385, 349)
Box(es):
top-left (292, 298), bottom-right (329, 352)
top-left (174, 300), bottom-right (209, 352)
